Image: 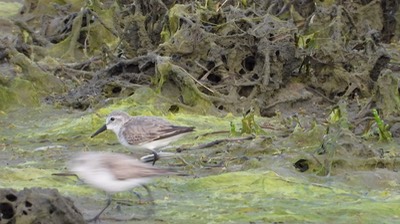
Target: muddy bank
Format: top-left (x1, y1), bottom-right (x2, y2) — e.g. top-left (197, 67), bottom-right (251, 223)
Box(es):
top-left (0, 0), bottom-right (399, 117)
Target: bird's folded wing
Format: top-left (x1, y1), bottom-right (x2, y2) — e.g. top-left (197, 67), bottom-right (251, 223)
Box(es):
top-left (102, 154), bottom-right (169, 180)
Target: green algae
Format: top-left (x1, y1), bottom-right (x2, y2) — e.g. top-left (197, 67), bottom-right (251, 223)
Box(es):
top-left (160, 172), bottom-right (400, 223)
top-left (0, 77), bottom-right (41, 111)
top-left (161, 4), bottom-right (190, 42)
top-left (2, 165), bottom-right (399, 223)
top-left (0, 2), bottom-right (21, 18)
top-left (372, 108), bottom-right (393, 141)
top-left (1, 105), bottom-right (400, 223)
top-left (376, 70), bottom-right (400, 117)
top-left (0, 167), bottom-right (95, 197)
top-left (10, 52), bottom-right (65, 93)
top-left (48, 4), bottom-right (119, 60)
top-left (0, 1), bottom-right (399, 223)
top-left (155, 61), bottom-right (215, 114)
top-left (0, 49), bottom-right (66, 111)
top-left (0, 85), bottom-right (16, 110)
top-left (288, 122), bottom-right (325, 149)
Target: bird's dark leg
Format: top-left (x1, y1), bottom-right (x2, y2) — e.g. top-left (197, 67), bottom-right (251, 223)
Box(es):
top-left (141, 184), bottom-right (155, 217)
top-left (151, 150), bottom-right (159, 166)
top-left (110, 185), bottom-right (155, 221)
top-left (131, 185), bottom-right (154, 204)
top-left (142, 184), bottom-right (154, 203)
top-left (131, 190), bottom-right (143, 202)
top-left (139, 150), bottom-right (160, 164)
top-left (87, 194), bottom-right (112, 223)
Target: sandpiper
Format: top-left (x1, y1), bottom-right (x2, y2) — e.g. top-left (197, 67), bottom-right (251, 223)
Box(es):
top-left (91, 111), bottom-right (195, 164)
top-left (68, 151), bottom-right (176, 222)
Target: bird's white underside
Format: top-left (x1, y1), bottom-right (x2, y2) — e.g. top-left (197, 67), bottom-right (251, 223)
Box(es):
top-left (119, 132), bottom-right (190, 151)
top-left (70, 160), bottom-right (151, 192)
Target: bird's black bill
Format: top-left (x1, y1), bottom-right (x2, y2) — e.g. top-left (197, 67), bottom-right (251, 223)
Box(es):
top-left (91, 124), bottom-right (107, 138)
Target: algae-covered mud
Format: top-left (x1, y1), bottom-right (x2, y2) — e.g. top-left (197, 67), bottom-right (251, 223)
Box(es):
top-left (1, 102), bottom-right (400, 223)
top-left (1, 0), bottom-right (400, 223)
top-left (1, 105), bottom-right (400, 223)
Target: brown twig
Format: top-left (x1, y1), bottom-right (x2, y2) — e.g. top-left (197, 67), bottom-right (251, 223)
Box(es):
top-left (88, 10), bottom-right (119, 37)
top-left (52, 172), bottom-right (79, 178)
top-left (305, 86), bottom-right (336, 104)
top-left (13, 19), bottom-right (51, 47)
top-left (194, 130), bottom-right (230, 139)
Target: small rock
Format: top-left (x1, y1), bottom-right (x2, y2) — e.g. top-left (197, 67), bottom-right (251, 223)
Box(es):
top-left (0, 188), bottom-right (84, 224)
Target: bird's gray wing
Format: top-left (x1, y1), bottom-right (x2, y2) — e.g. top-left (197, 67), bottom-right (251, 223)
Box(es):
top-left (101, 154), bottom-right (169, 180)
top-left (121, 117), bottom-right (194, 145)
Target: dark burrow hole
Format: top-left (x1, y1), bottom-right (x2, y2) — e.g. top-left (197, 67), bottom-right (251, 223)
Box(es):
top-left (208, 14), bottom-right (225, 25)
top-left (221, 55), bottom-right (227, 64)
top-left (235, 20), bottom-right (251, 31)
top-left (112, 86), bottom-right (122, 94)
top-left (49, 204), bottom-right (56, 214)
top-left (376, 161), bottom-right (385, 168)
top-left (349, 88), bottom-right (360, 99)
top-left (206, 61), bottom-right (215, 70)
top-left (25, 201), bottom-right (32, 207)
top-left (217, 105), bottom-right (224, 110)
top-left (207, 73), bottom-right (222, 84)
top-left (125, 63), bottom-right (140, 73)
top-left (6, 194), bottom-right (17, 202)
top-left (260, 108), bottom-right (276, 117)
top-left (108, 63), bottom-right (123, 76)
top-left (171, 54), bottom-right (181, 61)
top-left (293, 159), bottom-right (309, 172)
top-left (268, 33), bottom-right (274, 41)
top-left (251, 74), bottom-right (259, 80)
top-left (169, 105), bottom-right (179, 113)
top-left (77, 32), bottom-right (88, 46)
top-left (0, 202), bottom-right (14, 219)
top-left (243, 55), bottom-right (256, 71)
top-left (238, 86), bottom-right (254, 98)
top-left (72, 102), bottom-right (87, 110)
top-left (343, 62), bottom-right (353, 72)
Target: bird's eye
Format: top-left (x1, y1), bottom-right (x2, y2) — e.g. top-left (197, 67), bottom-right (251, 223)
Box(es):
top-left (110, 117), bottom-right (115, 121)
